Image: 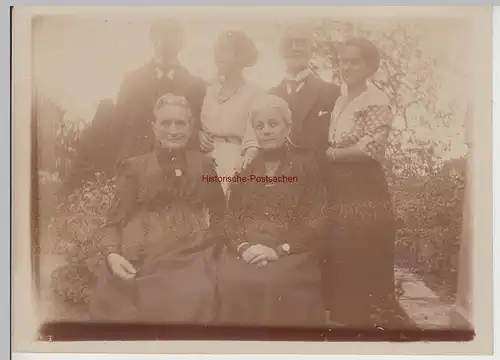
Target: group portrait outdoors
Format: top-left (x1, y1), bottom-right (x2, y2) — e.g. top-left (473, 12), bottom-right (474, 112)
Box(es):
top-left (23, 6), bottom-right (492, 344)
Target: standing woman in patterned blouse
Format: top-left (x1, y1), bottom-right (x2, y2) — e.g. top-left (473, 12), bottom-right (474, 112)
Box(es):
top-left (323, 37), bottom-right (409, 328)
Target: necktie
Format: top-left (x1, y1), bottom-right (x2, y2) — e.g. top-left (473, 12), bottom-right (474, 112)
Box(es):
top-left (286, 80), bottom-right (298, 95)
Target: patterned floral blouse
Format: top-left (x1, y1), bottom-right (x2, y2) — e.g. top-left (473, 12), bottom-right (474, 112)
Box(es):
top-left (328, 85), bottom-right (394, 162)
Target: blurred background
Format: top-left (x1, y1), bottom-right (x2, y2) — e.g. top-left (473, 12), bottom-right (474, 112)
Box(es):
top-left (32, 14), bottom-right (470, 325)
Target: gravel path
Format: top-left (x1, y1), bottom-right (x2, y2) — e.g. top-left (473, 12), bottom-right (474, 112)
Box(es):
top-left (395, 268), bottom-right (452, 329)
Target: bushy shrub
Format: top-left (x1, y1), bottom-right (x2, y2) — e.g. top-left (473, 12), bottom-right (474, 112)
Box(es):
top-left (48, 173), bottom-right (116, 312)
top-left (392, 160), bottom-right (465, 296)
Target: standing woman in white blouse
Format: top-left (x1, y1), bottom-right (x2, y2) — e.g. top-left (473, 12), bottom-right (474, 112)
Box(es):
top-left (322, 37), bottom-right (410, 329)
top-left (199, 31), bottom-right (264, 194)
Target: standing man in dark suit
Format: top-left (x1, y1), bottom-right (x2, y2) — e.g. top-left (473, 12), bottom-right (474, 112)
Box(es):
top-left (115, 18), bottom-right (206, 160)
top-left (270, 26), bottom-right (341, 322)
top-left (269, 26), bottom-right (340, 158)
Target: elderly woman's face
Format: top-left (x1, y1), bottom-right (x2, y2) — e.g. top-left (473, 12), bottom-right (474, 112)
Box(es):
top-left (253, 107), bottom-right (290, 150)
top-left (153, 105), bottom-right (192, 149)
top-left (338, 45), bottom-right (372, 86)
top-left (214, 36), bottom-right (239, 76)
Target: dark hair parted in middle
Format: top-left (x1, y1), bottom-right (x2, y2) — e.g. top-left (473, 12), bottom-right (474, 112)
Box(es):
top-left (343, 37), bottom-right (381, 75)
top-left (215, 30), bottom-right (258, 68)
top-left (149, 17), bottom-right (184, 42)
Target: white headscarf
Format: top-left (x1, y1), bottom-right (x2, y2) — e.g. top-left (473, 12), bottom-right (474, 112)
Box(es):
top-left (249, 94), bottom-right (292, 126)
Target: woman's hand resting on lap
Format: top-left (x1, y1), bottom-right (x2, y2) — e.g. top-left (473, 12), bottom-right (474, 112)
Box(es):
top-left (241, 244), bottom-right (278, 267)
top-left (107, 253), bottom-right (137, 280)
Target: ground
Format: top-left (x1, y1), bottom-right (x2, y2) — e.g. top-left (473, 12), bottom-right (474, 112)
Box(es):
top-left (39, 249), bottom-right (456, 328)
top-left (395, 268), bottom-right (453, 328)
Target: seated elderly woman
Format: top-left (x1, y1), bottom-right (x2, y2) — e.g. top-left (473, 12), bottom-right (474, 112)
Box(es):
top-left (89, 93), bottom-right (226, 324)
top-left (216, 94), bottom-right (328, 327)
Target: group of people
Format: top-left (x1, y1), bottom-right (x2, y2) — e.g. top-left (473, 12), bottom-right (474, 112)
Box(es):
top-left (89, 18), bottom-right (407, 328)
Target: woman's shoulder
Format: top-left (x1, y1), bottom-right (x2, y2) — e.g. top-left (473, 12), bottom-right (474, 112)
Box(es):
top-left (205, 80), bottom-right (221, 91)
top-left (116, 152), bottom-right (156, 174)
top-left (245, 83), bottom-right (267, 97)
top-left (364, 84), bottom-right (391, 107)
top-left (202, 82), bottom-right (219, 101)
top-left (186, 150), bottom-right (217, 171)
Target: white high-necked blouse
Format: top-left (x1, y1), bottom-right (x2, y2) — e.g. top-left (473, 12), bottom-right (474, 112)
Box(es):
top-left (201, 82), bottom-right (265, 192)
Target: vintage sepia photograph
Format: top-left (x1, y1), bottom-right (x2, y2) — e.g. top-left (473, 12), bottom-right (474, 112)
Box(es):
top-left (12, 5), bottom-right (493, 351)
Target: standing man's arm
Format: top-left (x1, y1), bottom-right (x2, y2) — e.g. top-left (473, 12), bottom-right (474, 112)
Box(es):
top-left (319, 82), bottom-right (341, 153)
top-left (114, 72), bottom-right (139, 161)
top-left (187, 77), bottom-right (208, 151)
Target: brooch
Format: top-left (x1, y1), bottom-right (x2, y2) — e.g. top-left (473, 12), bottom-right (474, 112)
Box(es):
top-left (175, 169), bottom-right (183, 177)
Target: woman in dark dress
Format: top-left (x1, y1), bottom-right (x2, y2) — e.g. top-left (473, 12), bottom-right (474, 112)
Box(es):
top-left (323, 37), bottom-right (407, 328)
top-left (89, 93), bottom-right (225, 324)
top-left (217, 94), bottom-right (328, 327)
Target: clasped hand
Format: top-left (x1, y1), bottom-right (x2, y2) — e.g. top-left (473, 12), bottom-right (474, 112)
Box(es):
top-left (241, 244), bottom-right (278, 268)
top-left (107, 253), bottom-right (137, 280)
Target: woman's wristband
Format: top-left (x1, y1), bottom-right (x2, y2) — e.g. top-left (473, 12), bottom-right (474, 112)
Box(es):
top-left (236, 242), bottom-right (250, 255)
top-left (275, 243), bottom-right (291, 257)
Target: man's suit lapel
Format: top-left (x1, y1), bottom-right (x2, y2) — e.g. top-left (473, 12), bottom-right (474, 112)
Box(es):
top-left (270, 75), bottom-right (321, 149)
top-left (271, 76), bottom-right (321, 118)
top-left (270, 81), bottom-right (287, 99)
top-left (290, 75), bottom-right (321, 127)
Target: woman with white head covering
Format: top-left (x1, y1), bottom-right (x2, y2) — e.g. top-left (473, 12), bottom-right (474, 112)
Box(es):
top-left (217, 94), bottom-right (328, 327)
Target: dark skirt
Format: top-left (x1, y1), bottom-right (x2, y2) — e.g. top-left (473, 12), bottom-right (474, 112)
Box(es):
top-left (323, 159), bottom-right (407, 328)
top-left (89, 246), bottom-right (218, 324)
top-left (216, 248), bottom-right (326, 327)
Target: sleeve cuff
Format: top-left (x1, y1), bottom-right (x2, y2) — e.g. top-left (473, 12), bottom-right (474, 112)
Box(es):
top-left (355, 135), bottom-right (380, 160)
top-left (236, 242), bottom-right (251, 255)
top-left (286, 227), bottom-right (318, 254)
top-left (241, 142), bottom-right (259, 154)
top-left (229, 236), bottom-right (248, 253)
top-left (98, 224), bottom-right (122, 257)
top-left (275, 243), bottom-right (290, 257)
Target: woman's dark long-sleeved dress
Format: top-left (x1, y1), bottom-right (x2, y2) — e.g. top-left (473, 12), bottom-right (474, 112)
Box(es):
top-left (217, 148), bottom-right (328, 326)
top-left (323, 86), bottom-right (409, 328)
top-left (89, 148), bottom-right (225, 324)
